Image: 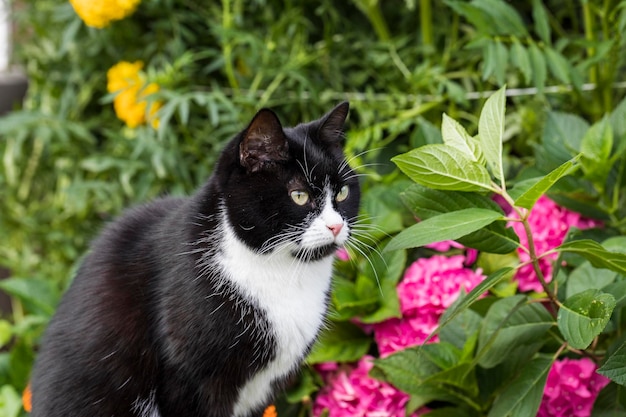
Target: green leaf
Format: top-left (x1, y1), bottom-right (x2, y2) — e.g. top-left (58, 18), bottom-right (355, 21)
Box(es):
top-left (385, 208), bottom-right (504, 252)
top-left (477, 295), bottom-right (554, 368)
top-left (392, 144), bottom-right (495, 192)
top-left (441, 113), bottom-right (482, 162)
top-left (557, 289), bottom-right (616, 349)
top-left (511, 37), bottom-right (532, 84)
top-left (401, 184), bottom-right (519, 254)
top-left (598, 342), bottom-right (626, 386)
top-left (359, 247), bottom-right (406, 324)
top-left (0, 385), bottom-right (22, 417)
top-left (580, 116), bottom-right (614, 189)
top-left (433, 267), bottom-right (514, 342)
top-left (532, 0), bottom-right (551, 43)
top-left (307, 321), bottom-right (371, 364)
top-left (478, 86), bottom-right (506, 182)
top-left (539, 111), bottom-right (589, 171)
top-left (557, 240), bottom-right (626, 275)
top-left (566, 261), bottom-right (618, 299)
top-left (0, 278), bottom-right (59, 317)
top-left (513, 155), bottom-right (581, 209)
top-left (528, 41), bottom-right (547, 93)
top-left (487, 355), bottom-right (554, 417)
top-left (0, 321), bottom-right (12, 349)
top-left (372, 347), bottom-right (441, 393)
top-left (545, 47), bottom-right (571, 84)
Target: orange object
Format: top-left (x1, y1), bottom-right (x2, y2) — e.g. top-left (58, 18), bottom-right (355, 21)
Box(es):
top-left (263, 404), bottom-right (277, 417)
top-left (22, 383), bottom-right (32, 412)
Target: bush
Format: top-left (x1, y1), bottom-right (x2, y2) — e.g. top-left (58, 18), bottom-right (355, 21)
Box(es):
top-left (2, 1), bottom-right (626, 416)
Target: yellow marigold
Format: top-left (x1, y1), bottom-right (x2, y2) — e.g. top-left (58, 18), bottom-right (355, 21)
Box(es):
top-left (69, 0), bottom-right (141, 29)
top-left (107, 61), bottom-right (161, 129)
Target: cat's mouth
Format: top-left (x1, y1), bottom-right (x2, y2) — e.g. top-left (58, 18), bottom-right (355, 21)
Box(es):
top-left (292, 243), bottom-right (338, 262)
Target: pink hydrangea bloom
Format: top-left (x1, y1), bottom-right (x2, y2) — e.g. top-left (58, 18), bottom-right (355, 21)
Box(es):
top-left (425, 240), bottom-right (478, 264)
top-left (313, 356), bottom-right (425, 417)
top-left (373, 255), bottom-right (485, 357)
top-left (538, 357), bottom-right (609, 417)
top-left (508, 196), bottom-right (600, 292)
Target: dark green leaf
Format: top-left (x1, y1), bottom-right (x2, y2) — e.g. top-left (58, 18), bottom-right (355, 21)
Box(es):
top-left (487, 354), bottom-right (553, 417)
top-left (511, 37), bottom-right (532, 84)
top-left (557, 240), bottom-right (626, 275)
top-left (477, 295), bottom-right (554, 368)
top-left (528, 41), bottom-right (547, 93)
top-left (307, 321), bottom-right (371, 364)
top-left (531, 0), bottom-right (551, 43)
top-left (599, 342), bottom-right (626, 386)
top-left (566, 262), bottom-right (618, 298)
top-left (545, 47), bottom-right (571, 84)
top-left (558, 289), bottom-right (616, 349)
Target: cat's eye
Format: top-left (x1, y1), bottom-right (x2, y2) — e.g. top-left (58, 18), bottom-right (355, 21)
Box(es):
top-left (336, 185), bottom-right (350, 202)
top-left (290, 190), bottom-right (310, 206)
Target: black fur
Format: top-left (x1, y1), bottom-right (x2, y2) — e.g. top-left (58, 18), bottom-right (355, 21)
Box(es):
top-left (31, 103), bottom-right (359, 417)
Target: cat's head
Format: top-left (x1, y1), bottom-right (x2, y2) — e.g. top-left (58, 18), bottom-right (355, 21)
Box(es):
top-left (215, 102), bottom-right (360, 262)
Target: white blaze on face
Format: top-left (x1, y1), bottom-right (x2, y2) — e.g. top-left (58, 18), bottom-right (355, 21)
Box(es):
top-left (300, 189), bottom-right (349, 250)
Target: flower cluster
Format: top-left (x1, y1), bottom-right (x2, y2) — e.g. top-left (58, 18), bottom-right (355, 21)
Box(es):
top-left (538, 358), bottom-right (609, 417)
top-left (508, 196), bottom-right (600, 293)
top-left (313, 251), bottom-right (483, 416)
top-left (373, 254), bottom-right (485, 357)
top-left (106, 61), bottom-right (161, 129)
top-left (313, 357), bottom-right (423, 417)
top-left (69, 0), bottom-right (141, 28)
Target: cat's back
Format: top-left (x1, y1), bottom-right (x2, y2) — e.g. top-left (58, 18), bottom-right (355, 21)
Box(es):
top-left (31, 196), bottom-right (187, 417)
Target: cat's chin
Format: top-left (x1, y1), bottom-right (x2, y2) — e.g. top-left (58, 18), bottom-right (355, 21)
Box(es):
top-left (292, 243), bottom-right (338, 262)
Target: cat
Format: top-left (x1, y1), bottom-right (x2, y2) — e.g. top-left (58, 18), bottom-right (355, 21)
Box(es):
top-left (30, 102), bottom-right (360, 417)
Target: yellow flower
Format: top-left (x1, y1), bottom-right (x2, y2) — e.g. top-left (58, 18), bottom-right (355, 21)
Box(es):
top-left (69, 0), bottom-right (141, 29)
top-left (107, 61), bottom-right (162, 129)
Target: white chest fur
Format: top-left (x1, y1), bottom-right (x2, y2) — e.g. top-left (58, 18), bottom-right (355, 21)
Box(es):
top-left (218, 217), bottom-right (333, 417)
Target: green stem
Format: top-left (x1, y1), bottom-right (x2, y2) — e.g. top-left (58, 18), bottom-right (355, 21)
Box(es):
top-left (353, 0), bottom-right (391, 42)
top-left (221, 0), bottom-right (239, 90)
top-left (521, 217), bottom-right (560, 309)
top-left (420, 0), bottom-right (433, 54)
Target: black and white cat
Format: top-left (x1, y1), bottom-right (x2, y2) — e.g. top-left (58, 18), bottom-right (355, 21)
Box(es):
top-left (31, 102), bottom-right (360, 417)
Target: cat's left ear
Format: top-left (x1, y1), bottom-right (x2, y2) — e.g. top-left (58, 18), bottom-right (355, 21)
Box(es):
top-left (318, 101), bottom-right (349, 150)
top-left (240, 109), bottom-right (290, 173)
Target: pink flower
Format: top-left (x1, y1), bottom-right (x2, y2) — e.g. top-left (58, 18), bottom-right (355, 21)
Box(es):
top-left (373, 255), bottom-right (485, 357)
top-left (425, 240), bottom-right (478, 265)
top-left (313, 356), bottom-right (426, 417)
top-left (538, 357), bottom-right (609, 417)
top-left (508, 196), bottom-right (600, 292)
top-left (336, 248), bottom-right (350, 262)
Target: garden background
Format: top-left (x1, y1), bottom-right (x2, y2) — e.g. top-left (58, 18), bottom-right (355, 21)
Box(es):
top-left (2, 0), bottom-right (626, 416)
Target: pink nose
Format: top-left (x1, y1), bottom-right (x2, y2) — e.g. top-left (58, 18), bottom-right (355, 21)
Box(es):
top-left (327, 223), bottom-right (343, 237)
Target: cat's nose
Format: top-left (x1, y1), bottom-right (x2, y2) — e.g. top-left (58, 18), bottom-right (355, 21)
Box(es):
top-left (327, 223), bottom-right (343, 237)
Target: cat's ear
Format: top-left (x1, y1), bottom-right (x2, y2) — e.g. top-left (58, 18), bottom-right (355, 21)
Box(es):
top-left (318, 101), bottom-right (349, 149)
top-left (240, 109), bottom-right (289, 173)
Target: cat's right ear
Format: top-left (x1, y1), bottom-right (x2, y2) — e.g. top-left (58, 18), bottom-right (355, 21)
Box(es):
top-left (240, 109), bottom-right (289, 173)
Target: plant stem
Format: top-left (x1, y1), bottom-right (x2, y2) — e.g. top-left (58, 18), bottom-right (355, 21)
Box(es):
top-left (354, 0), bottom-right (391, 42)
top-left (221, 0), bottom-right (239, 90)
top-left (521, 217), bottom-right (560, 307)
top-left (420, 0), bottom-right (433, 54)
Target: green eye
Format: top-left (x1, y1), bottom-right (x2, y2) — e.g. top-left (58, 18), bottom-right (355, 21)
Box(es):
top-left (336, 185), bottom-right (349, 202)
top-left (290, 190), bottom-right (309, 206)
